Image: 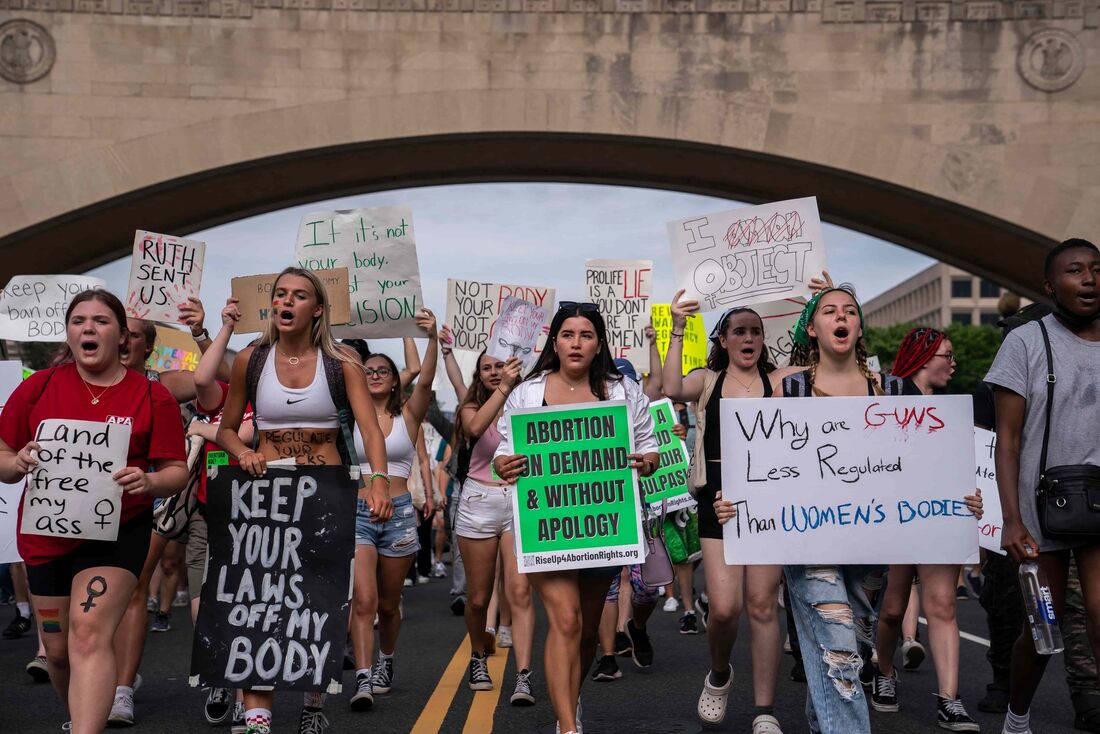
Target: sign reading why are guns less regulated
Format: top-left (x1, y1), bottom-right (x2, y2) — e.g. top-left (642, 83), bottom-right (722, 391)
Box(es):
top-left (510, 402), bottom-right (644, 573)
top-left (720, 395), bottom-right (979, 565)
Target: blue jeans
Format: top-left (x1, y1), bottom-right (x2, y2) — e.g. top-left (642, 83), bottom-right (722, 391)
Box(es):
top-left (784, 565), bottom-right (878, 734)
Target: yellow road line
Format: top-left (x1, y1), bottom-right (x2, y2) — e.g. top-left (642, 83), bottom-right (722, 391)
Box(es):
top-left (462, 647), bottom-right (510, 733)
top-left (410, 636), bottom-right (473, 734)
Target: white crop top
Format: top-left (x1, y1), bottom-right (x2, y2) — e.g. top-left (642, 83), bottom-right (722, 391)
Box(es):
top-left (356, 415), bottom-right (415, 479)
top-left (254, 348), bottom-right (340, 430)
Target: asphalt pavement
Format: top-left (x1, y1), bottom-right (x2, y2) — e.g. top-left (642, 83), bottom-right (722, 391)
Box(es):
top-left (0, 567), bottom-right (1084, 733)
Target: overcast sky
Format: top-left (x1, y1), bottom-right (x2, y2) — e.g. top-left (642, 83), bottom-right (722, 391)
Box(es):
top-left (87, 182), bottom-right (933, 407)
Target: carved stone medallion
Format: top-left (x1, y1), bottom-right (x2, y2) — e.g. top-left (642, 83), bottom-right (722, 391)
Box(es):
top-left (0, 19), bottom-right (56, 85)
top-left (1017, 28), bottom-right (1084, 93)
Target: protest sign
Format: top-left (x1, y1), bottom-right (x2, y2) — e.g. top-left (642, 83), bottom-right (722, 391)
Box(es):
top-left (639, 399), bottom-right (693, 510)
top-left (231, 269), bottom-right (352, 334)
top-left (126, 231), bottom-right (206, 324)
top-left (510, 401), bottom-right (644, 572)
top-left (721, 395), bottom-right (978, 565)
top-left (295, 207), bottom-right (424, 339)
top-left (668, 197), bottom-right (827, 312)
top-left (756, 298), bottom-right (805, 368)
top-left (445, 279), bottom-right (556, 354)
top-left (21, 419), bottom-right (131, 542)
top-left (486, 297), bottom-right (548, 368)
top-left (191, 465), bottom-right (358, 693)
top-left (651, 304), bottom-right (707, 375)
top-left (0, 361), bottom-right (24, 562)
top-left (974, 427), bottom-right (1005, 555)
top-left (585, 259), bottom-right (653, 373)
top-left (0, 274), bottom-right (107, 342)
top-left (146, 326), bottom-right (200, 373)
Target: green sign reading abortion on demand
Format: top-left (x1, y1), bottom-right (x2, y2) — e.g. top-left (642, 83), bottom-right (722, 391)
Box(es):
top-left (639, 398), bottom-right (694, 510)
top-left (509, 400), bottom-right (645, 573)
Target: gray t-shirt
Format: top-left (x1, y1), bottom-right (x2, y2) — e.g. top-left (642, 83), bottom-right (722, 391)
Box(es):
top-left (984, 315), bottom-right (1100, 551)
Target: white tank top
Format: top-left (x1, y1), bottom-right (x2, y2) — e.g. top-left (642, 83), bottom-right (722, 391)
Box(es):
top-left (356, 415), bottom-right (415, 479)
top-left (254, 348), bottom-right (340, 430)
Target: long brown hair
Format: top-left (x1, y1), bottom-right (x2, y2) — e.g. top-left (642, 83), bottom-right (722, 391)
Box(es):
top-left (259, 267), bottom-right (361, 371)
top-left (706, 307), bottom-right (776, 374)
top-left (52, 289), bottom-right (129, 367)
top-left (523, 305), bottom-right (621, 400)
top-left (453, 351), bottom-right (496, 448)
top-left (364, 352), bottom-right (403, 418)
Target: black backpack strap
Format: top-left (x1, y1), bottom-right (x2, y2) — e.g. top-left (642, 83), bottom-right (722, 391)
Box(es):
top-left (321, 351), bottom-right (360, 467)
top-left (782, 371), bottom-right (808, 398)
top-left (245, 345), bottom-right (270, 452)
top-left (1036, 319), bottom-right (1055, 477)
top-left (883, 374), bottom-right (904, 397)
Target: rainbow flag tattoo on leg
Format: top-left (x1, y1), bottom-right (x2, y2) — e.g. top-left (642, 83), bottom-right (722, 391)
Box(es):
top-left (39, 608), bottom-right (61, 633)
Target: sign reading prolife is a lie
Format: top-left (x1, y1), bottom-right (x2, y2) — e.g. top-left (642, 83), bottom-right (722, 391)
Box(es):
top-left (486, 297), bottom-right (548, 368)
top-left (585, 260), bottom-right (653, 373)
top-left (295, 208), bottom-right (424, 339)
top-left (639, 399), bottom-right (693, 510)
top-left (651, 304), bottom-right (707, 376)
top-left (191, 466), bottom-right (357, 693)
top-left (668, 197), bottom-right (827, 312)
top-left (444, 279), bottom-right (556, 354)
top-left (720, 395), bottom-right (978, 565)
top-left (0, 274), bottom-right (107, 342)
top-left (126, 231), bottom-right (206, 324)
top-left (974, 427), bottom-right (1006, 555)
top-left (21, 419), bottom-right (131, 542)
top-left (510, 402), bottom-right (644, 572)
top-left (231, 269), bottom-right (352, 334)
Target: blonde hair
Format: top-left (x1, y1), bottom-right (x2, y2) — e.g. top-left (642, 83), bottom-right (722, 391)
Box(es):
top-left (259, 267), bottom-right (361, 371)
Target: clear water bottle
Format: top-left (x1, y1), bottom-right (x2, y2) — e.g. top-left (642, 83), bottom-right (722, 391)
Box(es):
top-left (1019, 560), bottom-right (1064, 655)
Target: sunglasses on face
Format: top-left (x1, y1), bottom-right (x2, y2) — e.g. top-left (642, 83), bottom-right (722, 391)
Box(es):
top-left (558, 301), bottom-right (599, 313)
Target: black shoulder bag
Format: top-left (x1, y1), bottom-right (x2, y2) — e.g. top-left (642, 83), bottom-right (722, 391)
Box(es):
top-left (1034, 319), bottom-right (1100, 539)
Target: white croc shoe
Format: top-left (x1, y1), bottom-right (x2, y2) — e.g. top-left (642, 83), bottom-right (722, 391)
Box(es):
top-left (752, 714), bottom-right (783, 734)
top-left (697, 666), bottom-right (732, 724)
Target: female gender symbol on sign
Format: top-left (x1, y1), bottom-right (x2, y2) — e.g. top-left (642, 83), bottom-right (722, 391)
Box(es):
top-left (94, 499), bottom-right (115, 530)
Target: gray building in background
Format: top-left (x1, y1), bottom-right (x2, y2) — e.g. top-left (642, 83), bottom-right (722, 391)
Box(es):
top-left (864, 263), bottom-right (1028, 329)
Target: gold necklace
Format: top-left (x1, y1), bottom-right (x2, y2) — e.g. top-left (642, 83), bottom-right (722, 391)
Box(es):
top-left (727, 371), bottom-right (758, 393)
top-left (81, 370), bottom-right (122, 405)
top-left (559, 372), bottom-right (586, 392)
top-left (277, 346), bottom-right (310, 366)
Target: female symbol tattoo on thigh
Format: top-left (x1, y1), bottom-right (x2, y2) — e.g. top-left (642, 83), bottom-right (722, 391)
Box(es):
top-left (81, 576), bottom-right (108, 613)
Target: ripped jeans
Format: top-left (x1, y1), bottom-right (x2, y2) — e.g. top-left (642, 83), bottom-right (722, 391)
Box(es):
top-left (785, 564), bottom-right (877, 734)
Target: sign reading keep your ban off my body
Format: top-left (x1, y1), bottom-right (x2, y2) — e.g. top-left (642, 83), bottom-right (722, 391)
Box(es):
top-left (509, 401), bottom-right (644, 573)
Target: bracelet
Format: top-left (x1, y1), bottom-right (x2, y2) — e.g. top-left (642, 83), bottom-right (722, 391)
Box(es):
top-left (369, 471), bottom-right (390, 486)
top-left (669, 331), bottom-right (684, 336)
top-left (669, 332), bottom-right (684, 340)
top-left (497, 385), bottom-right (510, 397)
top-left (441, 347), bottom-right (452, 356)
top-left (236, 449), bottom-right (256, 460)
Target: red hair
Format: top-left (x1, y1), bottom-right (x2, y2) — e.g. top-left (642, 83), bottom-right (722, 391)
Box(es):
top-left (891, 327), bottom-right (945, 379)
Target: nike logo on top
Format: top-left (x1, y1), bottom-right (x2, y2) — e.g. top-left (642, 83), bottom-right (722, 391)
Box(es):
top-left (287, 398), bottom-right (307, 405)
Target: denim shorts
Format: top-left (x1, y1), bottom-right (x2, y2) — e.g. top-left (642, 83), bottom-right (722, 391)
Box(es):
top-left (355, 493), bottom-right (419, 557)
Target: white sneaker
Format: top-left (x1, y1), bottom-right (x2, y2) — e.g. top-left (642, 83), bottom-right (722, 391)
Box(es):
top-left (172, 590), bottom-right (189, 608)
top-left (902, 637), bottom-right (925, 670)
top-left (662, 597), bottom-right (679, 613)
top-left (108, 688), bottom-right (135, 726)
top-left (553, 699), bottom-right (583, 734)
top-left (497, 626), bottom-right (513, 648)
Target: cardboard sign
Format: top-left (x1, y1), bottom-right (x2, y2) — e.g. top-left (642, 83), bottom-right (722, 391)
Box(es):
top-left (0, 274), bottom-right (108, 342)
top-left (668, 197), bottom-right (827, 311)
top-left (639, 399), bottom-right (693, 510)
top-left (755, 298), bottom-right (805, 368)
top-left (445, 279), bottom-right (556, 354)
top-left (651, 304), bottom-right (707, 376)
top-left (146, 326), bottom-right (200, 373)
top-left (721, 395), bottom-right (978, 565)
top-left (585, 259), bottom-right (653, 373)
top-left (191, 465), bottom-right (358, 693)
top-left (510, 401), bottom-right (644, 572)
top-left (0, 361), bottom-right (24, 562)
top-left (21, 419), bottom-right (131, 542)
top-left (486, 297), bottom-right (548, 368)
top-left (295, 207), bottom-right (424, 339)
top-left (974, 427), bottom-right (1006, 555)
top-left (231, 269), bottom-right (352, 334)
top-left (126, 231), bottom-right (206, 324)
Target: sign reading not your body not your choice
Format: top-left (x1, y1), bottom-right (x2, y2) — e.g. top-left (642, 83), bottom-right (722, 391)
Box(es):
top-left (510, 401), bottom-right (644, 573)
top-left (639, 398), bottom-right (693, 510)
top-left (720, 395), bottom-right (979, 565)
top-left (21, 419), bottom-right (131, 542)
top-left (444, 279), bottom-right (556, 355)
top-left (192, 465), bottom-right (357, 693)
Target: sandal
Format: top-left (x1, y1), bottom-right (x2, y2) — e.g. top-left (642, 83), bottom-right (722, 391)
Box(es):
top-left (752, 714), bottom-right (783, 734)
top-left (697, 666), bottom-right (732, 724)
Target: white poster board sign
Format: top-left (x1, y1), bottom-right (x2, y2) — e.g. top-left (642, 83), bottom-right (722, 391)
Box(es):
top-left (444, 279), bottom-right (556, 354)
top-left (721, 395), bottom-right (978, 565)
top-left (756, 297), bottom-right (805, 368)
top-left (585, 259), bottom-right (653, 373)
top-left (126, 231), bottom-right (206, 324)
top-left (668, 197), bottom-right (827, 312)
top-left (974, 427), bottom-right (1005, 555)
top-left (295, 207), bottom-right (424, 338)
top-left (21, 419), bottom-right (131, 542)
top-left (486, 297), bottom-right (548, 368)
top-left (0, 361), bottom-right (25, 562)
top-left (0, 274), bottom-right (108, 342)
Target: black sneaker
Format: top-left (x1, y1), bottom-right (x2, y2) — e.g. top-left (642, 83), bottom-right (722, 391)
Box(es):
top-left (230, 702), bottom-right (246, 734)
top-left (956, 585), bottom-right (969, 600)
top-left (859, 659), bottom-right (874, 689)
top-left (693, 596), bottom-right (710, 629)
top-left (2, 611), bottom-right (31, 639)
top-left (510, 669), bottom-right (535, 706)
top-left (26, 655), bottom-right (49, 683)
top-left (870, 666), bottom-right (899, 713)
top-left (149, 612), bottom-right (171, 633)
top-left (297, 707), bottom-right (329, 734)
top-left (625, 618), bottom-right (653, 669)
top-left (350, 672), bottom-right (373, 711)
top-left (203, 687), bottom-right (232, 724)
top-left (614, 631), bottom-right (632, 656)
top-left (468, 653), bottom-right (492, 691)
top-left (679, 612), bottom-right (699, 635)
top-left (936, 695), bottom-right (979, 731)
top-left (790, 658), bottom-right (806, 683)
top-left (449, 595), bottom-right (466, 616)
top-left (977, 683), bottom-right (1008, 713)
top-left (371, 657), bottom-right (393, 694)
top-left (592, 654), bottom-right (621, 681)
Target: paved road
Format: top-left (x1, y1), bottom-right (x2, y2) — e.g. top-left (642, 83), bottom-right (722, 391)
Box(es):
top-left (0, 568), bottom-right (1082, 733)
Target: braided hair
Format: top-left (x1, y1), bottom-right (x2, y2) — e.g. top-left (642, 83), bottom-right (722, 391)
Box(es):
top-left (890, 327), bottom-right (946, 379)
top-left (804, 285), bottom-right (878, 387)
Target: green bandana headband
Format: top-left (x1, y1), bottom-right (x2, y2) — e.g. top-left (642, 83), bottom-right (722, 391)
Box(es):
top-left (791, 288), bottom-right (865, 347)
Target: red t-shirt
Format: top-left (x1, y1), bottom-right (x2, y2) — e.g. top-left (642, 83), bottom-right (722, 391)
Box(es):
top-left (194, 381), bottom-right (252, 505)
top-left (0, 363), bottom-right (187, 565)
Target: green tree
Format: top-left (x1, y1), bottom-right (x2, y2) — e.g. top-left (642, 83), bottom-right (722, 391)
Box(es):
top-left (862, 323), bottom-right (1003, 396)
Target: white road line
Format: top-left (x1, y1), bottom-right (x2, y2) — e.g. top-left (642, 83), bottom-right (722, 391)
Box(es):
top-left (918, 616), bottom-right (991, 647)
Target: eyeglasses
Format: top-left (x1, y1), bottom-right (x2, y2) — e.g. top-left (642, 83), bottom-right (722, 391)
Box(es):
top-left (558, 301), bottom-right (599, 313)
top-left (364, 367), bottom-right (393, 378)
top-left (933, 352), bottom-right (956, 364)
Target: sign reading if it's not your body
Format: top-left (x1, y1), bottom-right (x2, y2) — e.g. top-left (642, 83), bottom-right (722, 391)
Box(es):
top-left (721, 395), bottom-right (978, 565)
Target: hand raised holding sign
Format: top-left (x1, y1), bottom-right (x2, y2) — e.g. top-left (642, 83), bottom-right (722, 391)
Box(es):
top-left (178, 297), bottom-right (206, 334)
top-left (220, 297), bottom-right (241, 328)
top-left (670, 289), bottom-right (701, 329)
top-left (499, 358), bottom-right (523, 392)
top-left (807, 270), bottom-right (835, 296)
top-left (414, 308), bottom-right (437, 338)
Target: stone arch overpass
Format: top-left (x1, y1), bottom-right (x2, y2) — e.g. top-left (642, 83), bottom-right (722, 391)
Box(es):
top-left (0, 1), bottom-right (1098, 299)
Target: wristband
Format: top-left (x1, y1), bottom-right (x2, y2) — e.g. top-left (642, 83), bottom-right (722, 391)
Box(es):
top-left (669, 331), bottom-right (684, 337)
top-left (236, 449), bottom-right (256, 460)
top-left (497, 385), bottom-right (510, 397)
top-left (369, 471), bottom-right (390, 486)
